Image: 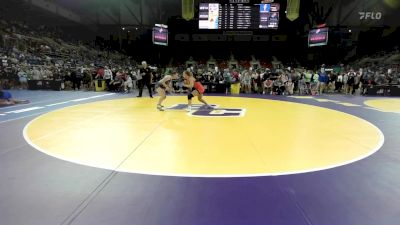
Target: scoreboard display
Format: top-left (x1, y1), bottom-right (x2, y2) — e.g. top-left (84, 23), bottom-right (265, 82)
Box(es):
top-left (199, 0), bottom-right (280, 30)
top-left (308, 27), bottom-right (329, 47)
top-left (152, 24), bottom-right (168, 46)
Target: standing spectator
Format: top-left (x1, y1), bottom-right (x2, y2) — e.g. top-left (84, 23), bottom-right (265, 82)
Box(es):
top-left (75, 67), bottom-right (82, 89)
top-left (96, 66), bottom-right (104, 79)
top-left (317, 68), bottom-right (328, 95)
top-left (328, 73), bottom-right (336, 93)
top-left (343, 72), bottom-right (349, 94)
top-left (347, 71), bottom-right (355, 94)
top-left (291, 70), bottom-right (300, 94)
top-left (310, 72), bottom-right (319, 95)
top-left (103, 66), bottom-right (113, 91)
top-left (242, 71), bottom-right (252, 93)
top-left (70, 70), bottom-right (80, 90)
top-left (131, 69), bottom-right (138, 91)
top-left (336, 73), bottom-right (343, 93)
top-left (232, 69), bottom-right (240, 84)
top-left (353, 72), bottom-right (362, 95)
top-left (252, 72), bottom-right (262, 94)
top-left (223, 69), bottom-right (232, 94)
top-left (82, 68), bottom-right (92, 90)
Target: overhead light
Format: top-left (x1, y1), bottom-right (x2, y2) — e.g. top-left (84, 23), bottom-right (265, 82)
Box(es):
top-left (349, 29), bottom-right (352, 33)
top-left (122, 27), bottom-right (125, 30)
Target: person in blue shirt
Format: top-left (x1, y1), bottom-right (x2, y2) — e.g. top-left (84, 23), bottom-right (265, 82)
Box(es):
top-left (318, 68), bottom-right (328, 95)
top-left (0, 90), bottom-right (29, 106)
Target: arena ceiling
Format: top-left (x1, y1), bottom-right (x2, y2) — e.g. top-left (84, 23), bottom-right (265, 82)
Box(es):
top-left (2, 0), bottom-right (400, 29)
top-left (51, 0), bottom-right (400, 27)
top-left (49, 0), bottom-right (182, 27)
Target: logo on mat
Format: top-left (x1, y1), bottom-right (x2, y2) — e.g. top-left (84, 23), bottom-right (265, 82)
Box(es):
top-left (167, 104), bottom-right (246, 117)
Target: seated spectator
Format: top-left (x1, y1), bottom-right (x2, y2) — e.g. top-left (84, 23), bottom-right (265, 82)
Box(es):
top-left (285, 79), bottom-right (294, 95)
top-left (263, 78), bottom-right (273, 94)
top-left (346, 72), bottom-right (355, 94)
top-left (109, 70), bottom-right (124, 92)
top-left (124, 72), bottom-right (133, 93)
top-left (298, 74), bottom-right (308, 95)
top-left (272, 78), bottom-right (285, 95)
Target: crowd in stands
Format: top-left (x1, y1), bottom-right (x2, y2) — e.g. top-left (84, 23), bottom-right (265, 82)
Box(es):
top-left (1, 18), bottom-right (399, 97)
top-left (167, 61), bottom-right (400, 96)
top-left (0, 18), bottom-right (137, 92)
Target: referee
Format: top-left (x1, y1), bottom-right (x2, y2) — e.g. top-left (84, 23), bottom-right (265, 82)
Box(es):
top-left (137, 61), bottom-right (153, 98)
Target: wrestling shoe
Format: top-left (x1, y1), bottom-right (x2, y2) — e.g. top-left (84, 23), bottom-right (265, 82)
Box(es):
top-left (157, 105), bottom-right (165, 111)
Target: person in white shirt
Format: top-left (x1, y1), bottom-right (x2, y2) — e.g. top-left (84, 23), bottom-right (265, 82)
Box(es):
top-left (242, 72), bottom-right (252, 94)
top-left (103, 66), bottom-right (113, 90)
top-left (131, 70), bottom-right (138, 90)
top-left (32, 67), bottom-right (41, 80)
top-left (124, 73), bottom-right (133, 93)
top-left (336, 73), bottom-right (343, 92)
top-left (285, 79), bottom-right (294, 95)
top-left (17, 68), bottom-right (28, 89)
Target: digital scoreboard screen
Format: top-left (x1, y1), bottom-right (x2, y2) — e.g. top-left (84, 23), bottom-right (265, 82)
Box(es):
top-left (308, 27), bottom-right (329, 47)
top-left (152, 24), bottom-right (168, 46)
top-left (199, 0), bottom-right (280, 30)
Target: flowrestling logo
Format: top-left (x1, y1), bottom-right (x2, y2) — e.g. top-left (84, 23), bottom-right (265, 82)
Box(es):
top-left (359, 12), bottom-right (382, 20)
top-left (167, 104), bottom-right (246, 117)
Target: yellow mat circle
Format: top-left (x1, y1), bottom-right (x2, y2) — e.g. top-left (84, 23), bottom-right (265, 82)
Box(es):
top-left (24, 97), bottom-right (384, 177)
top-left (364, 98), bottom-right (400, 113)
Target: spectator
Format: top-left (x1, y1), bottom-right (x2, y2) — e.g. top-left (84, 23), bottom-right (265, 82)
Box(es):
top-left (353, 72), bottom-right (362, 95)
top-left (343, 72), bottom-right (349, 94)
top-left (285, 79), bottom-right (294, 95)
top-left (336, 73), bottom-right (343, 93)
top-left (124, 73), bottom-right (133, 93)
top-left (103, 66), bottom-right (113, 90)
top-left (70, 70), bottom-right (80, 90)
top-left (17, 67), bottom-right (28, 89)
top-left (223, 69), bottom-right (232, 94)
top-left (242, 71), bottom-right (252, 94)
top-left (317, 68), bottom-right (328, 95)
top-left (347, 71), bottom-right (355, 94)
top-left (252, 72), bottom-right (262, 94)
top-left (263, 78), bottom-right (273, 94)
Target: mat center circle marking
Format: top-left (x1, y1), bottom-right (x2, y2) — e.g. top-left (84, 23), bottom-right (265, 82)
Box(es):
top-left (24, 96), bottom-right (384, 177)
